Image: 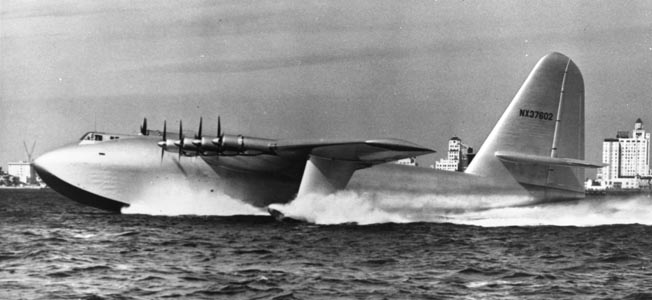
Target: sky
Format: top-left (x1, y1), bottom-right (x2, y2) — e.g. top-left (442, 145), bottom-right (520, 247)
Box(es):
top-left (2, 0), bottom-right (652, 173)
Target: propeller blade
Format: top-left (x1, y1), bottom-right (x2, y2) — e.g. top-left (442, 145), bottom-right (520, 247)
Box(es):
top-left (217, 115), bottom-right (223, 151)
top-left (178, 120), bottom-right (184, 160)
top-left (217, 116), bottom-right (222, 138)
top-left (140, 118), bottom-right (148, 135)
top-left (163, 120), bottom-right (167, 141)
top-left (213, 115), bottom-right (224, 155)
top-left (196, 117), bottom-right (203, 139)
top-left (160, 120), bottom-right (167, 162)
top-left (192, 117), bottom-right (204, 153)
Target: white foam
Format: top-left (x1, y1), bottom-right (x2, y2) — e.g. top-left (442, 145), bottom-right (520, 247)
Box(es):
top-left (121, 184), bottom-right (266, 216)
top-left (270, 191), bottom-right (534, 225)
top-left (270, 191), bottom-right (652, 227)
top-left (269, 191), bottom-right (410, 225)
top-left (121, 180), bottom-right (652, 226)
top-left (450, 195), bottom-right (652, 227)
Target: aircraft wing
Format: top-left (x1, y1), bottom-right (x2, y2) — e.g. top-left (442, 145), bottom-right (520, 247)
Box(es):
top-left (153, 119), bottom-right (435, 197)
top-left (274, 138), bottom-right (434, 163)
top-left (271, 138), bottom-right (434, 197)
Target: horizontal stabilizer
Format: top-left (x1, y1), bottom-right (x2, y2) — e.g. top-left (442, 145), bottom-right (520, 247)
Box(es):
top-left (495, 151), bottom-right (606, 168)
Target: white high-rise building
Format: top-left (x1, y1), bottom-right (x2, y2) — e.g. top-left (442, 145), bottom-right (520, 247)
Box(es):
top-left (435, 137), bottom-right (472, 172)
top-left (600, 138), bottom-right (620, 181)
top-left (598, 118), bottom-right (651, 189)
top-left (7, 161), bottom-right (36, 185)
top-left (622, 119), bottom-right (650, 176)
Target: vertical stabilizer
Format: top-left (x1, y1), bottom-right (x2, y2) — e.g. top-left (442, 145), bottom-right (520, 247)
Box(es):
top-left (466, 52), bottom-right (586, 199)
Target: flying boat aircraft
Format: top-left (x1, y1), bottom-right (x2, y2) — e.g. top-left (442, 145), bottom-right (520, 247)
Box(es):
top-left (33, 52), bottom-right (603, 215)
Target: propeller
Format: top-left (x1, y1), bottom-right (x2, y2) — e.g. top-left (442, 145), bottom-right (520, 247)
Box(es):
top-left (156, 120), bottom-right (169, 163)
top-left (192, 117), bottom-right (204, 154)
top-left (213, 116), bottom-right (223, 153)
top-left (195, 117), bottom-right (203, 139)
top-left (140, 118), bottom-right (148, 135)
top-left (157, 117), bottom-right (231, 160)
top-left (160, 120), bottom-right (167, 161)
top-left (178, 120), bottom-right (184, 160)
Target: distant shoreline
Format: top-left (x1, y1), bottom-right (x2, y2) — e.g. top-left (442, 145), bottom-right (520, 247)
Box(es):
top-left (0, 186), bottom-right (46, 190)
top-left (586, 189), bottom-right (652, 196)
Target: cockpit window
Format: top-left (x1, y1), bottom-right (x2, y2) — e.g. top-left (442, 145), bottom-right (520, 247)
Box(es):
top-left (79, 132), bottom-right (125, 145)
top-left (80, 132), bottom-right (94, 141)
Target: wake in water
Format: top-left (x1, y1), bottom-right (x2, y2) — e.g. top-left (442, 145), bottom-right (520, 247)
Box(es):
top-left (119, 180), bottom-right (652, 227)
top-left (268, 191), bottom-right (535, 225)
top-left (454, 195), bottom-right (652, 227)
top-left (121, 183), bottom-right (266, 216)
top-left (269, 191), bottom-right (652, 227)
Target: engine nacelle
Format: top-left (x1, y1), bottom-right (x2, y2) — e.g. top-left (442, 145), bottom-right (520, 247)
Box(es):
top-left (217, 134), bottom-right (276, 155)
top-left (195, 137), bottom-right (220, 152)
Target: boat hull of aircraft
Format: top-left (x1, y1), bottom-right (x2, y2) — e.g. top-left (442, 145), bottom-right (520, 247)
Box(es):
top-left (33, 141), bottom-right (583, 214)
top-left (34, 138), bottom-right (539, 213)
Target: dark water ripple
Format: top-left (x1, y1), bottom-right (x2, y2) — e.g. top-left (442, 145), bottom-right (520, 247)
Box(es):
top-left (2, 189), bottom-right (652, 299)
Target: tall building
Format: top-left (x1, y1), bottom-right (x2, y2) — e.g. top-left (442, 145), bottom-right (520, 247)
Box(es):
top-left (597, 118), bottom-right (651, 189)
top-left (7, 161), bottom-right (36, 185)
top-left (434, 137), bottom-right (473, 172)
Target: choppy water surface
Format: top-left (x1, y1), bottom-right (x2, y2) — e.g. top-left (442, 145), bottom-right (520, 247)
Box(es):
top-left (2, 189), bottom-right (652, 299)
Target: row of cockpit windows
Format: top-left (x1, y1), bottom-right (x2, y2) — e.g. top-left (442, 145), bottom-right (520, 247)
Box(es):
top-left (80, 132), bottom-right (120, 142)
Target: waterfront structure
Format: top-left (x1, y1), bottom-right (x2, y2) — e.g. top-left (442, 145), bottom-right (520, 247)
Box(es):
top-left (395, 157), bottom-right (418, 166)
top-left (7, 161), bottom-right (36, 185)
top-left (434, 137), bottom-right (473, 172)
top-left (597, 118), bottom-right (651, 189)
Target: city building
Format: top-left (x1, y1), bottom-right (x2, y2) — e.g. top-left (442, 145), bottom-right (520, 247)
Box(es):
top-left (434, 137), bottom-right (473, 172)
top-left (597, 118), bottom-right (651, 189)
top-left (394, 157), bottom-right (418, 166)
top-left (7, 161), bottom-right (36, 185)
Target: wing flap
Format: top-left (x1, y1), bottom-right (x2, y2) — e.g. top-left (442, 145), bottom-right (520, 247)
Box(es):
top-left (495, 151), bottom-right (606, 168)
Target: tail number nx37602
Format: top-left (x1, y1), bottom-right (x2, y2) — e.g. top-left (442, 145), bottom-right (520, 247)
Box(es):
top-left (519, 109), bottom-right (554, 121)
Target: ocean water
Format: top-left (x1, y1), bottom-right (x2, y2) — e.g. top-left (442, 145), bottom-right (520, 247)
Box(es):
top-left (2, 189), bottom-right (652, 299)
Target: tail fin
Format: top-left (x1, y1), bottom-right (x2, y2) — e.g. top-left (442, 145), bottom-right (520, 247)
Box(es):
top-left (466, 52), bottom-right (598, 199)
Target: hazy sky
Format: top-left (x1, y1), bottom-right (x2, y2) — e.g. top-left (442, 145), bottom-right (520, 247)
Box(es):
top-left (2, 0), bottom-right (652, 171)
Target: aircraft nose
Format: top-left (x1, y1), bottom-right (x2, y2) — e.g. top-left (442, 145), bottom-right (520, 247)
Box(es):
top-left (33, 150), bottom-right (56, 178)
top-left (32, 145), bottom-right (128, 212)
top-left (32, 147), bottom-right (72, 188)
top-left (33, 144), bottom-right (105, 190)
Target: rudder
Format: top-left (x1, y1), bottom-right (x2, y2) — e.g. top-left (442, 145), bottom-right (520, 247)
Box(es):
top-left (466, 52), bottom-right (587, 199)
